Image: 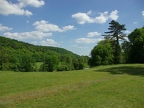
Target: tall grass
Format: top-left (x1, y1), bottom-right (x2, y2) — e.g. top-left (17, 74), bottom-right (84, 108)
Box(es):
top-left (0, 64), bottom-right (144, 108)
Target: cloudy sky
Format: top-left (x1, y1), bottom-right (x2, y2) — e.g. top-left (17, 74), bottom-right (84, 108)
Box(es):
top-left (0, 0), bottom-right (144, 55)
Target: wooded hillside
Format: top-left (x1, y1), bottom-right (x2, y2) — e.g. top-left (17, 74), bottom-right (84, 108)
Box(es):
top-left (0, 36), bottom-right (89, 72)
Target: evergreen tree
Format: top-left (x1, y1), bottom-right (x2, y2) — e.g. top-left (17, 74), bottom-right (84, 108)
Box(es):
top-left (102, 20), bottom-right (126, 64)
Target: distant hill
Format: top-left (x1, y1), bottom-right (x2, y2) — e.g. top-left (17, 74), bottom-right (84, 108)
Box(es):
top-left (0, 36), bottom-right (89, 71)
top-left (0, 36), bottom-right (78, 57)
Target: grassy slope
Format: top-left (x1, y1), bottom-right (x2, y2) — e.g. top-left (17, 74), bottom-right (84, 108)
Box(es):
top-left (0, 64), bottom-right (144, 108)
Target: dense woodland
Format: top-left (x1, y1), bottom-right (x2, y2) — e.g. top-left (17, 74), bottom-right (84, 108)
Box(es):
top-left (0, 20), bottom-right (144, 72)
top-left (89, 20), bottom-right (144, 66)
top-left (0, 36), bottom-right (89, 72)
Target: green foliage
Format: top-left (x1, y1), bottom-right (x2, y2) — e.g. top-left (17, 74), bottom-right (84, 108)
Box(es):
top-left (18, 54), bottom-right (35, 72)
top-left (59, 55), bottom-right (74, 70)
top-left (121, 41), bottom-right (131, 63)
top-left (40, 55), bottom-right (59, 72)
top-left (73, 58), bottom-right (85, 70)
top-left (0, 36), bottom-right (88, 72)
top-left (128, 27), bottom-right (144, 63)
top-left (89, 40), bottom-right (114, 66)
top-left (33, 62), bottom-right (43, 72)
top-left (0, 48), bottom-right (10, 70)
top-left (57, 64), bottom-right (70, 71)
top-left (102, 20), bottom-right (126, 64)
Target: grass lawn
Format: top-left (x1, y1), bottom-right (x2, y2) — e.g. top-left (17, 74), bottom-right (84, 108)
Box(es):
top-left (0, 64), bottom-right (144, 108)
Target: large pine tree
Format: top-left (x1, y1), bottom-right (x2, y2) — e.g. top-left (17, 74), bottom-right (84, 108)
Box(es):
top-left (102, 20), bottom-right (126, 64)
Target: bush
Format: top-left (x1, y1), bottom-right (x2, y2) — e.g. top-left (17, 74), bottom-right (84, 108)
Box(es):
top-left (57, 65), bottom-right (69, 71)
top-left (40, 55), bottom-right (59, 72)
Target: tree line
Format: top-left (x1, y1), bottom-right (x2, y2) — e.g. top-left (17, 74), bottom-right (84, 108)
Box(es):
top-left (0, 20), bottom-right (143, 72)
top-left (0, 36), bottom-right (89, 72)
top-left (89, 20), bottom-right (144, 66)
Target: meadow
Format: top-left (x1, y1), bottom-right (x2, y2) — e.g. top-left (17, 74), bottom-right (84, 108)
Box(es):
top-left (0, 64), bottom-right (144, 108)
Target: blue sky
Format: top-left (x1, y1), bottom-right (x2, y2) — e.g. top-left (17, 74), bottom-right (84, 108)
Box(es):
top-left (0, 0), bottom-right (144, 55)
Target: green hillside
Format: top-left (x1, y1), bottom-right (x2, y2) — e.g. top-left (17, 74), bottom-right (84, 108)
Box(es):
top-left (0, 36), bottom-right (77, 57)
top-left (0, 36), bottom-right (89, 72)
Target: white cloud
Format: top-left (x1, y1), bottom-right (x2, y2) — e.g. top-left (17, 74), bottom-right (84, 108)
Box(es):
top-left (72, 12), bottom-right (94, 24)
top-left (109, 10), bottom-right (119, 20)
top-left (0, 24), bottom-right (13, 32)
top-left (95, 11), bottom-right (109, 23)
top-left (75, 38), bottom-right (103, 44)
top-left (62, 25), bottom-right (76, 31)
top-left (25, 10), bottom-right (33, 16)
top-left (87, 32), bottom-right (101, 37)
top-left (4, 31), bottom-right (52, 40)
top-left (33, 20), bottom-right (76, 32)
top-left (33, 20), bottom-right (61, 32)
top-left (18, 0), bottom-right (45, 8)
top-left (142, 10), bottom-right (144, 17)
top-left (72, 10), bottom-right (119, 24)
top-left (40, 39), bottom-right (59, 46)
top-left (0, 0), bottom-right (45, 16)
top-left (0, 0), bottom-right (33, 16)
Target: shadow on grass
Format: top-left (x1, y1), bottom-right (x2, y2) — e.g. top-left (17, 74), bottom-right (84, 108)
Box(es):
top-left (95, 65), bottom-right (144, 77)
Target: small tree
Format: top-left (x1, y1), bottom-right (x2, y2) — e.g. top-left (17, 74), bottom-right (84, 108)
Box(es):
top-left (41, 55), bottom-right (59, 72)
top-left (18, 54), bottom-right (35, 72)
top-left (72, 58), bottom-right (84, 70)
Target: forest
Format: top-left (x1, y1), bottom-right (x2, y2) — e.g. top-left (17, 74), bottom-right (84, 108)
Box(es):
top-left (0, 20), bottom-right (144, 72)
top-left (0, 36), bottom-right (89, 72)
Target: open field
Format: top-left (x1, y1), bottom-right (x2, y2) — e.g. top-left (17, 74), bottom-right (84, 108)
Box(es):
top-left (0, 64), bottom-right (144, 108)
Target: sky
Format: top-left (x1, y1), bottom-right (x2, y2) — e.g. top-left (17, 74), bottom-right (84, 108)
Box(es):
top-left (0, 0), bottom-right (144, 56)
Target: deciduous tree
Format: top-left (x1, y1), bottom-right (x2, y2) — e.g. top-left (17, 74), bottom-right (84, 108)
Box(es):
top-left (89, 40), bottom-right (114, 66)
top-left (41, 55), bottom-right (59, 72)
top-left (128, 27), bottom-right (144, 63)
